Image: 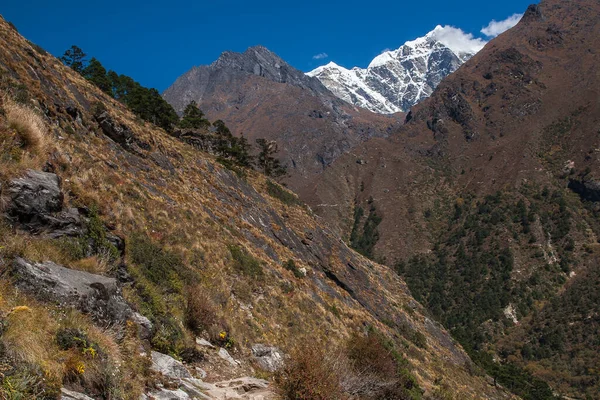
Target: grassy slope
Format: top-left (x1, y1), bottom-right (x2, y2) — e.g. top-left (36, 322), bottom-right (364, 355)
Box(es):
top-left (0, 16), bottom-right (516, 399)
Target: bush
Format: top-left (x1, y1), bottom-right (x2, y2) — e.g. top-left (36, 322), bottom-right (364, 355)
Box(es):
top-left (275, 344), bottom-right (346, 400)
top-left (129, 233), bottom-right (184, 292)
top-left (151, 317), bottom-right (185, 358)
top-left (185, 287), bottom-right (218, 335)
top-left (228, 245), bottom-right (263, 279)
top-left (0, 369), bottom-right (46, 399)
top-left (283, 259), bottom-right (304, 278)
top-left (346, 330), bottom-right (422, 400)
top-left (266, 180), bottom-right (301, 206)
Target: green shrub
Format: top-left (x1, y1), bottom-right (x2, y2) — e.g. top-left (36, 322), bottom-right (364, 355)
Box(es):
top-left (266, 180), bottom-right (301, 206)
top-left (56, 328), bottom-right (98, 355)
top-left (228, 245), bottom-right (263, 279)
top-left (0, 369), bottom-right (46, 399)
top-left (283, 259), bottom-right (304, 278)
top-left (151, 318), bottom-right (186, 358)
top-left (129, 233), bottom-right (184, 292)
top-left (350, 198), bottom-right (382, 259)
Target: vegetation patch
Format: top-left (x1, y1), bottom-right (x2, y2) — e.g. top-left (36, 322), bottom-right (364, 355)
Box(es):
top-left (283, 259), bottom-right (304, 278)
top-left (228, 244), bottom-right (263, 279)
top-left (396, 188), bottom-right (582, 399)
top-left (350, 197), bottom-right (382, 259)
top-left (129, 233), bottom-right (185, 292)
top-left (266, 180), bottom-right (301, 206)
top-left (275, 329), bottom-right (422, 400)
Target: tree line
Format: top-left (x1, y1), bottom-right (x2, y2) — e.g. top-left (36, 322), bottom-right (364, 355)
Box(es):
top-left (60, 46), bottom-right (286, 178)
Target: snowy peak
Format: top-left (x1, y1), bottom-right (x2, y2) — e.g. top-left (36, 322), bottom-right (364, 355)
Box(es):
top-left (308, 26), bottom-right (486, 114)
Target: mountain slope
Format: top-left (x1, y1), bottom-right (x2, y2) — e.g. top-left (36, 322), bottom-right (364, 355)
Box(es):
top-left (0, 15), bottom-right (514, 399)
top-left (309, 1), bottom-right (600, 397)
top-left (163, 46), bottom-right (401, 194)
top-left (307, 25), bottom-right (484, 114)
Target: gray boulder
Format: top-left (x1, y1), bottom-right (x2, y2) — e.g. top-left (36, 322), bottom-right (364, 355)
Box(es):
top-left (251, 344), bottom-right (284, 372)
top-left (60, 388), bottom-right (95, 400)
top-left (151, 350), bottom-right (193, 380)
top-left (4, 170), bottom-right (83, 237)
top-left (7, 170), bottom-right (63, 215)
top-left (12, 258), bottom-right (132, 323)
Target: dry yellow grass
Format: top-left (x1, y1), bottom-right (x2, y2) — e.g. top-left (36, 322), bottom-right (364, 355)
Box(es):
top-left (3, 95), bottom-right (47, 154)
top-left (0, 94), bottom-right (53, 182)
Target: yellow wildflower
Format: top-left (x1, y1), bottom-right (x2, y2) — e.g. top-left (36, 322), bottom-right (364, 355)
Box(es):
top-left (76, 362), bottom-right (85, 375)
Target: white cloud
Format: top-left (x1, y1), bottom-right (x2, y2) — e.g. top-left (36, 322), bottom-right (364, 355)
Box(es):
top-left (429, 25), bottom-right (487, 54)
top-left (312, 53), bottom-right (328, 60)
top-left (481, 13), bottom-right (523, 37)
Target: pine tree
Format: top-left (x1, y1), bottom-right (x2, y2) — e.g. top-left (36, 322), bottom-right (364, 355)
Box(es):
top-left (60, 45), bottom-right (87, 74)
top-left (230, 134), bottom-right (253, 167)
top-left (83, 58), bottom-right (112, 95)
top-left (256, 138), bottom-right (287, 177)
top-left (179, 101), bottom-right (210, 129)
top-left (212, 119), bottom-right (231, 136)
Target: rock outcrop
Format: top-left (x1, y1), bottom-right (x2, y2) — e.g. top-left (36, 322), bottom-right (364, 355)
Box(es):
top-left (12, 258), bottom-right (133, 323)
top-left (251, 344), bottom-right (284, 372)
top-left (4, 170), bottom-right (83, 237)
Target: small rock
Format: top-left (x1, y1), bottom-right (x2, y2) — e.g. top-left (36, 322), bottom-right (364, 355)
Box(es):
top-left (131, 312), bottom-right (153, 340)
top-left (196, 338), bottom-right (216, 348)
top-left (218, 347), bottom-right (241, 366)
top-left (251, 344), bottom-right (284, 372)
top-left (195, 367), bottom-right (208, 379)
top-left (61, 388), bottom-right (95, 400)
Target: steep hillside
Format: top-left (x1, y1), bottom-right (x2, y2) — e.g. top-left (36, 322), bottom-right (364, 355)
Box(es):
top-left (310, 0), bottom-right (600, 398)
top-left (0, 15), bottom-right (514, 400)
top-left (162, 46), bottom-right (401, 194)
top-left (308, 25), bottom-right (483, 114)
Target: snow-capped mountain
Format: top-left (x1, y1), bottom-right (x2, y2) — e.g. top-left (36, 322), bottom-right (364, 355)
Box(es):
top-left (307, 25), bottom-right (486, 114)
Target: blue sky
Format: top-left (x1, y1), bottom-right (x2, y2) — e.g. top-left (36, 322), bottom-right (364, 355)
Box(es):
top-left (1, 0), bottom-right (534, 92)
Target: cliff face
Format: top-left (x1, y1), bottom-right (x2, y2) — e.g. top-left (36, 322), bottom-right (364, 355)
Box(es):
top-left (0, 15), bottom-right (512, 399)
top-left (163, 46), bottom-right (402, 195)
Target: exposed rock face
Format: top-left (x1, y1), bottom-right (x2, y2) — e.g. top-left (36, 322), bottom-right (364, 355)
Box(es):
top-left (12, 258), bottom-right (133, 323)
top-left (7, 170), bottom-right (63, 215)
top-left (164, 46), bottom-right (331, 113)
top-left (308, 26), bottom-right (483, 113)
top-left (94, 110), bottom-right (150, 155)
top-left (3, 170), bottom-right (83, 237)
top-left (568, 175), bottom-right (600, 202)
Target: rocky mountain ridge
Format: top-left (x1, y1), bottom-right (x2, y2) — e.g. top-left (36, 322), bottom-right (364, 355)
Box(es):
top-left (307, 25), bottom-right (483, 114)
top-left (163, 45), bottom-right (401, 194)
